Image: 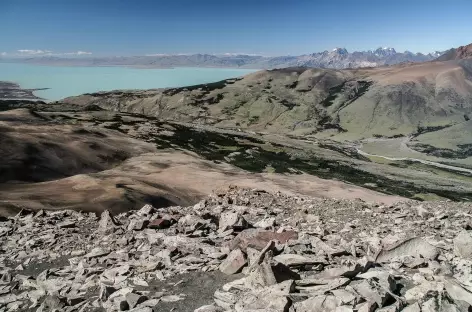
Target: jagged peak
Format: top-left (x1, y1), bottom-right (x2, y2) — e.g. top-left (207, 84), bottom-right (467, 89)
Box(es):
top-left (332, 47), bottom-right (348, 55)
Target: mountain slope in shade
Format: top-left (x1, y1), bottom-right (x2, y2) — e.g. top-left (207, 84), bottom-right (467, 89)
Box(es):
top-left (436, 43), bottom-right (472, 61)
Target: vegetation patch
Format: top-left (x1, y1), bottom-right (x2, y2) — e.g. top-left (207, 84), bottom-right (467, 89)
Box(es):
top-left (409, 143), bottom-right (472, 159)
top-left (134, 120), bottom-right (472, 201)
top-left (320, 82), bottom-right (346, 107)
top-left (414, 124), bottom-right (452, 136)
top-left (162, 78), bottom-right (239, 96)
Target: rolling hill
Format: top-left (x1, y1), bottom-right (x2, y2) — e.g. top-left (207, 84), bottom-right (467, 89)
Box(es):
top-left (436, 43), bottom-right (472, 61)
top-left (63, 55), bottom-right (472, 142)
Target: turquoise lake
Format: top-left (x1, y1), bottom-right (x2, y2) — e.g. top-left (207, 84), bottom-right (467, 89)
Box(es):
top-left (0, 63), bottom-right (257, 101)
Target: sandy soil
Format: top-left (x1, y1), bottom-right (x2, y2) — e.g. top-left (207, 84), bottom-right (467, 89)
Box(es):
top-left (0, 149), bottom-right (404, 216)
top-left (0, 108), bottom-right (404, 216)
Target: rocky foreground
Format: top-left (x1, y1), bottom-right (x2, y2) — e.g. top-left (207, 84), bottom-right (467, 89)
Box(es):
top-left (1, 187), bottom-right (472, 312)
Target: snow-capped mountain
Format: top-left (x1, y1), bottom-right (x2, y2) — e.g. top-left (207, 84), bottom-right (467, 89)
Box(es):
top-left (332, 48), bottom-right (349, 55)
top-left (374, 47), bottom-right (397, 57)
top-left (8, 47), bottom-right (447, 70)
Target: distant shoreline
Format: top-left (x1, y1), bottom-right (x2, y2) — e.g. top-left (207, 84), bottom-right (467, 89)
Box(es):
top-left (0, 81), bottom-right (48, 101)
top-left (0, 63), bottom-right (256, 101)
top-left (0, 60), bottom-right (262, 70)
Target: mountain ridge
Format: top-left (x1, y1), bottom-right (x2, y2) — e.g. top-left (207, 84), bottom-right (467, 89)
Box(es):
top-left (436, 43), bottom-right (472, 61)
top-left (2, 47), bottom-right (445, 70)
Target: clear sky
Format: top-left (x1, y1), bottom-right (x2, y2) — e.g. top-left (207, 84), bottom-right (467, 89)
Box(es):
top-left (1, 0), bottom-right (471, 57)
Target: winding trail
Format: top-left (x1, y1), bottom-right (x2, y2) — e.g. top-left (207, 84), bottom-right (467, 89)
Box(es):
top-left (357, 149), bottom-right (472, 175)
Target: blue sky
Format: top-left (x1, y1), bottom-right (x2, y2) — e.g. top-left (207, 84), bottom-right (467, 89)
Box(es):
top-left (1, 0), bottom-right (471, 57)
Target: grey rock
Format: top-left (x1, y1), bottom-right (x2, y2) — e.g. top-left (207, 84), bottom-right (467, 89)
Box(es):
top-left (85, 247), bottom-right (110, 259)
top-left (404, 281), bottom-right (444, 303)
top-left (403, 257), bottom-right (426, 269)
top-left (214, 290), bottom-right (238, 310)
top-left (98, 210), bottom-right (119, 232)
top-left (254, 217), bottom-right (276, 229)
top-left (0, 294), bottom-right (18, 305)
top-left (377, 305), bottom-right (399, 312)
top-left (194, 304), bottom-right (223, 312)
top-left (245, 257), bottom-right (278, 289)
top-left (311, 236), bottom-right (348, 257)
top-left (351, 279), bottom-right (391, 307)
top-left (67, 294), bottom-right (85, 306)
top-left (357, 269), bottom-right (396, 293)
top-left (99, 284), bottom-right (117, 301)
top-left (331, 289), bottom-right (356, 305)
top-left (128, 219), bottom-right (148, 231)
top-left (42, 295), bottom-right (66, 310)
top-left (219, 212), bottom-right (249, 232)
top-left (316, 264), bottom-right (364, 279)
top-left (234, 281), bottom-right (293, 312)
top-left (125, 292), bottom-right (148, 309)
top-left (375, 237), bottom-right (439, 263)
top-left (235, 293), bottom-right (290, 312)
top-left (441, 301), bottom-right (463, 312)
top-left (273, 253), bottom-right (327, 267)
top-left (136, 299), bottom-right (161, 308)
top-left (402, 302), bottom-right (421, 312)
top-left (246, 247), bottom-right (261, 266)
top-left (128, 308), bottom-right (153, 312)
top-left (356, 301), bottom-right (379, 312)
top-left (444, 277), bottom-right (472, 306)
top-left (421, 297), bottom-right (440, 312)
top-left (247, 240), bottom-right (275, 269)
top-left (454, 231), bottom-right (472, 259)
top-left (160, 294), bottom-right (184, 302)
top-left (296, 277), bottom-right (350, 295)
top-left (57, 221), bottom-right (76, 228)
top-left (415, 205), bottom-right (433, 218)
top-left (293, 295), bottom-right (341, 312)
top-left (178, 214), bottom-right (208, 233)
top-left (137, 204), bottom-right (154, 216)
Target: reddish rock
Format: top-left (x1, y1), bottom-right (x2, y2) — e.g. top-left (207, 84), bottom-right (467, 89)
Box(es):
top-left (149, 218), bottom-right (171, 229)
top-left (229, 229), bottom-right (298, 251)
top-left (219, 248), bottom-right (247, 275)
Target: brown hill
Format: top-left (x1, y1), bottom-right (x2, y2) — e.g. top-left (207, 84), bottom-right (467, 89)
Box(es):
top-left (436, 42), bottom-right (472, 61)
top-left (63, 59), bottom-right (472, 143)
top-left (0, 108), bottom-right (408, 216)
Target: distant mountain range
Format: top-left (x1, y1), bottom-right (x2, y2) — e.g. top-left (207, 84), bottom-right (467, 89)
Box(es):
top-left (1, 47), bottom-right (445, 69)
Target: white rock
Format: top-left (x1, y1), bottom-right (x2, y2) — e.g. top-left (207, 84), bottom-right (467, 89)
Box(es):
top-left (454, 231), bottom-right (472, 259)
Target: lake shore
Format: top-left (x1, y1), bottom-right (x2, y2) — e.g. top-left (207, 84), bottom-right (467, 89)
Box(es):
top-left (0, 81), bottom-right (48, 101)
top-left (0, 63), bottom-right (257, 101)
